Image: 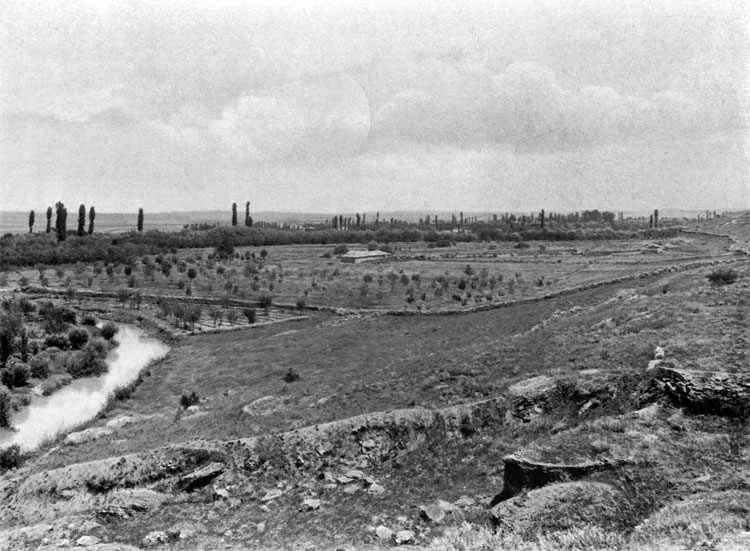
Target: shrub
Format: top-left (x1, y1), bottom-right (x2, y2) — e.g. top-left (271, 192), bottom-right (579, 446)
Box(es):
top-left (260, 248), bottom-right (268, 259)
top-left (514, 241), bottom-right (530, 249)
top-left (180, 390), bottom-right (200, 409)
top-left (366, 240), bottom-right (378, 251)
top-left (0, 444), bottom-right (22, 471)
top-left (378, 244), bottom-right (394, 253)
top-left (1, 361), bottom-right (29, 388)
top-left (0, 385), bottom-right (10, 428)
top-left (81, 314), bottom-right (97, 326)
top-left (186, 267), bottom-right (197, 280)
top-left (333, 244), bottom-right (349, 256)
top-left (44, 334), bottom-right (70, 350)
top-left (68, 327), bottom-right (90, 350)
top-left (29, 355), bottom-right (51, 379)
top-left (707, 268), bottom-right (738, 285)
top-left (68, 338), bottom-right (109, 378)
top-left (242, 307), bottom-right (256, 324)
top-left (101, 322), bottom-right (118, 341)
top-left (296, 298), bottom-right (306, 311)
top-left (258, 294), bottom-right (273, 310)
top-left (283, 368), bottom-right (300, 383)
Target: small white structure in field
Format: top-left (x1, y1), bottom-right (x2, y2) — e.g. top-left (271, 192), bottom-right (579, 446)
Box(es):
top-left (340, 250), bottom-right (391, 263)
top-left (642, 243), bottom-right (664, 255)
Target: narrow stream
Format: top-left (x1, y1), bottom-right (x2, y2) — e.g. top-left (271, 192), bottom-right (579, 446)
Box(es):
top-left (0, 324), bottom-right (169, 451)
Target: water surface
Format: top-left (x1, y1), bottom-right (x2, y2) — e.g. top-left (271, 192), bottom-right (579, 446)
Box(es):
top-left (0, 325), bottom-right (169, 451)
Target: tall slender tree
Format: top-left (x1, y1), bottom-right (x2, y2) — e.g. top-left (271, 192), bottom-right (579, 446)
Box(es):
top-left (245, 201), bottom-right (250, 226)
top-left (137, 208), bottom-right (144, 232)
top-left (28, 210), bottom-right (35, 233)
top-left (540, 209), bottom-right (545, 229)
top-left (55, 202), bottom-right (67, 241)
top-left (88, 206), bottom-right (95, 235)
top-left (231, 202), bottom-right (238, 226)
top-left (46, 206), bottom-right (52, 233)
top-left (653, 209), bottom-right (659, 229)
top-left (77, 204), bottom-right (86, 236)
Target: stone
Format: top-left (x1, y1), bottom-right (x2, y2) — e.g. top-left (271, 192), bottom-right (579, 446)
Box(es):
top-left (301, 498), bottom-right (321, 511)
top-left (214, 488), bottom-right (230, 499)
top-left (256, 522), bottom-right (266, 533)
top-left (166, 521), bottom-right (206, 540)
top-left (142, 530), bottom-right (170, 547)
top-left (395, 530), bottom-right (415, 545)
top-left (261, 488), bottom-right (283, 502)
top-left (336, 475), bottom-right (353, 484)
top-left (419, 503), bottom-right (445, 524)
top-left (454, 496), bottom-right (476, 508)
top-left (64, 427), bottom-right (114, 446)
top-left (176, 462), bottom-right (225, 493)
top-left (105, 415), bottom-right (135, 429)
top-left (344, 469), bottom-right (364, 479)
top-left (76, 535), bottom-right (100, 546)
top-left (343, 484), bottom-right (359, 494)
top-left (368, 483), bottom-right (385, 495)
top-left (437, 499), bottom-right (457, 513)
top-left (376, 526), bottom-right (393, 540)
top-left (361, 439), bottom-right (376, 449)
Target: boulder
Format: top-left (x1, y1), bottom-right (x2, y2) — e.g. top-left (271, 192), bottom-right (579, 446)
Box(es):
top-left (419, 503), bottom-right (445, 524)
top-left (301, 498), bottom-right (321, 511)
top-left (176, 462), bottom-right (225, 493)
top-left (395, 530), bottom-right (415, 545)
top-left (376, 526), bottom-right (393, 541)
top-left (142, 530), bottom-right (171, 548)
top-left (260, 488), bottom-right (283, 502)
top-left (75, 535), bottom-right (100, 546)
top-left (656, 367), bottom-right (750, 416)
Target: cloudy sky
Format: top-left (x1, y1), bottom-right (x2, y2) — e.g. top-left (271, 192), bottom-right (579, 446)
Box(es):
top-left (1, 0), bottom-right (748, 213)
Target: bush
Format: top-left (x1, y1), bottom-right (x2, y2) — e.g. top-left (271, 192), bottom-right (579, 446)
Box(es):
top-left (707, 268), bottom-right (738, 285)
top-left (68, 327), bottom-right (90, 350)
top-left (29, 355), bottom-right (51, 379)
top-left (296, 297), bottom-right (306, 311)
top-left (101, 322), bottom-right (118, 341)
top-left (68, 338), bottom-right (109, 378)
top-left (258, 294), bottom-right (273, 309)
top-left (0, 444), bottom-right (22, 471)
top-left (242, 307), bottom-right (256, 324)
top-left (283, 368), bottom-right (300, 383)
top-left (366, 240), bottom-right (378, 251)
top-left (1, 361), bottom-right (29, 388)
top-left (180, 390), bottom-right (200, 409)
top-left (44, 333), bottom-right (70, 350)
top-left (0, 385), bottom-right (10, 428)
top-left (333, 244), bottom-right (349, 256)
top-left (81, 314), bottom-right (97, 326)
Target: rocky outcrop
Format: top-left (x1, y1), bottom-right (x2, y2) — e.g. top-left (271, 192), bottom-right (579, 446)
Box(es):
top-left (491, 481), bottom-right (622, 535)
top-left (656, 367), bottom-right (750, 416)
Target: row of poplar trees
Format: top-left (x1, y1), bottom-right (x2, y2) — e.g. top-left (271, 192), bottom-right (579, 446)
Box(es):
top-left (28, 204), bottom-right (145, 240)
top-left (230, 202), bottom-right (254, 227)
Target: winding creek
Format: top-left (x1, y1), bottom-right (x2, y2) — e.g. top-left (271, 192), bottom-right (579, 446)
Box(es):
top-left (0, 324), bottom-right (169, 451)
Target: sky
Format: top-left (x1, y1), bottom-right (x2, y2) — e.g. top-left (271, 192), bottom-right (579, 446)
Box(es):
top-left (1, 0), bottom-right (748, 213)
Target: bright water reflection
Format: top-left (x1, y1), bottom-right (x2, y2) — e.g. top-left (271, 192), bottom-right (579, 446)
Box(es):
top-left (0, 325), bottom-right (169, 451)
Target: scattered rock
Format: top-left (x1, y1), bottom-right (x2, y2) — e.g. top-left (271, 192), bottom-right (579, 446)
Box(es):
top-left (454, 496), bottom-right (476, 508)
top-left (213, 488), bottom-right (229, 500)
top-left (301, 498), bottom-right (321, 511)
top-left (76, 535), bottom-right (100, 546)
top-left (176, 462), bottom-right (224, 493)
top-left (142, 530), bottom-right (171, 548)
top-left (105, 415), bottom-right (136, 429)
top-left (166, 521), bottom-right (206, 540)
top-left (256, 522), bottom-right (266, 533)
top-left (343, 484), bottom-right (359, 494)
top-left (395, 530), bottom-right (415, 545)
top-left (419, 503), bottom-right (446, 524)
top-left (344, 469), bottom-right (364, 479)
top-left (64, 427), bottom-right (114, 446)
top-left (261, 489), bottom-right (283, 502)
top-left (368, 483), bottom-right (385, 495)
top-left (656, 367), bottom-right (750, 416)
top-left (376, 526), bottom-right (393, 541)
top-left (336, 475), bottom-right (353, 484)
top-left (97, 489), bottom-right (170, 519)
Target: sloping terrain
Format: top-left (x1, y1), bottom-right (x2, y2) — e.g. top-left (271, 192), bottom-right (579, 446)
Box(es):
top-left (1, 222), bottom-right (748, 550)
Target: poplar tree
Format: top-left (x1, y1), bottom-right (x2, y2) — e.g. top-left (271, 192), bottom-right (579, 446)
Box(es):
top-left (77, 204), bottom-right (86, 236)
top-left (137, 208), bottom-right (144, 232)
top-left (46, 206), bottom-right (52, 233)
top-left (88, 207), bottom-right (95, 235)
top-left (231, 203), bottom-right (238, 226)
top-left (28, 210), bottom-right (35, 233)
top-left (55, 202), bottom-right (67, 241)
top-left (245, 201), bottom-right (250, 226)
